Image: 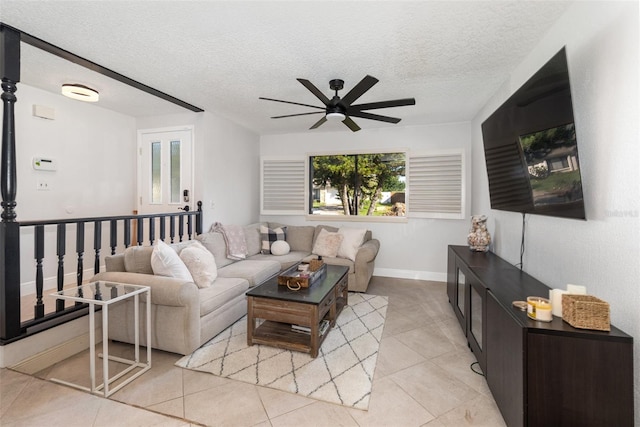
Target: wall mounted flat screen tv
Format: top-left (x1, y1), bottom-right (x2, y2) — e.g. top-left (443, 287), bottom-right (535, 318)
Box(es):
top-left (481, 47), bottom-right (586, 220)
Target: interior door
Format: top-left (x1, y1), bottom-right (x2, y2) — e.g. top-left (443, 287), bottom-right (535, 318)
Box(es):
top-left (137, 127), bottom-right (194, 214)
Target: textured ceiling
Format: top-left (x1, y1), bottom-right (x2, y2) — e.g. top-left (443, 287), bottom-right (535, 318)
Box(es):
top-left (0, 1), bottom-right (573, 135)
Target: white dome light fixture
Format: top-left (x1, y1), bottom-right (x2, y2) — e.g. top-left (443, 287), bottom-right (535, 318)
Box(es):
top-left (61, 84), bottom-right (99, 102)
top-left (326, 111), bottom-right (345, 122)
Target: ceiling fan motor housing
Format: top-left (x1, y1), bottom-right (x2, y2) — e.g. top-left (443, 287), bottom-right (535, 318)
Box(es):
top-left (328, 98), bottom-right (346, 114)
top-left (329, 79), bottom-right (344, 91)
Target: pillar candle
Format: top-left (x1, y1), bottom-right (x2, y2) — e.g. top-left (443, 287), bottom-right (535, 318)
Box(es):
top-left (549, 289), bottom-right (567, 317)
top-left (566, 284), bottom-right (587, 295)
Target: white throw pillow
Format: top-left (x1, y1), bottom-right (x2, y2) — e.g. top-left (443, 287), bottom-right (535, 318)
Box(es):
top-left (151, 240), bottom-right (193, 282)
top-left (179, 241), bottom-right (217, 288)
top-left (270, 240), bottom-right (290, 256)
top-left (312, 228), bottom-right (344, 258)
top-left (337, 227), bottom-right (367, 262)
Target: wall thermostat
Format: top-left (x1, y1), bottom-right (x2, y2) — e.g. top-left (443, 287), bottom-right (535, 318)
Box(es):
top-left (33, 157), bottom-right (57, 171)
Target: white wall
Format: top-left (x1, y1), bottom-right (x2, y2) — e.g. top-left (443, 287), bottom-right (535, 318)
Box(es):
top-left (137, 111), bottom-right (261, 231)
top-left (8, 84), bottom-right (138, 288)
top-left (471, 2), bottom-right (639, 420)
top-left (260, 122), bottom-right (472, 280)
top-left (15, 84), bottom-right (137, 220)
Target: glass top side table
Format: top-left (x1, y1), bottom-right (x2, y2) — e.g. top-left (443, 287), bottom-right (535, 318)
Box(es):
top-left (51, 281), bottom-right (151, 397)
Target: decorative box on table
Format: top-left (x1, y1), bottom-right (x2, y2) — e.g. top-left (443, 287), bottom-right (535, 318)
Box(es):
top-left (278, 262), bottom-right (326, 289)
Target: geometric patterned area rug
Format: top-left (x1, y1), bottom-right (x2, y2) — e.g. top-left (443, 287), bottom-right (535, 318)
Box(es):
top-left (175, 293), bottom-right (388, 410)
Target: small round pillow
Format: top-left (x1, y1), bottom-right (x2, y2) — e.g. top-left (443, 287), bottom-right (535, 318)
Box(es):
top-left (270, 240), bottom-right (290, 256)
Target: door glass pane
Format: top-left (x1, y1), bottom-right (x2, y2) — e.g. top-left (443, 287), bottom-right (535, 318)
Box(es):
top-left (170, 140), bottom-right (181, 204)
top-left (457, 269), bottom-right (465, 313)
top-left (471, 285), bottom-right (483, 350)
top-left (151, 141), bottom-right (161, 203)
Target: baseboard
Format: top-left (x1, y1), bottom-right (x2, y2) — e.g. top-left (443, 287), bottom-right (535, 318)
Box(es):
top-left (9, 332), bottom-right (94, 375)
top-left (373, 268), bottom-right (447, 283)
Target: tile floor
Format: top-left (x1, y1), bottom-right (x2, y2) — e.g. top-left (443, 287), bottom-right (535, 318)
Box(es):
top-left (1, 277), bottom-right (507, 426)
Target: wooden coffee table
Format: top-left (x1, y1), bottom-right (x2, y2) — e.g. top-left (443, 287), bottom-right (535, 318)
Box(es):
top-left (246, 264), bottom-right (349, 357)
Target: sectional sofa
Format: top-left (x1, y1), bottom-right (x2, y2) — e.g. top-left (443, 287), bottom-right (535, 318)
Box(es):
top-left (92, 223), bottom-right (380, 355)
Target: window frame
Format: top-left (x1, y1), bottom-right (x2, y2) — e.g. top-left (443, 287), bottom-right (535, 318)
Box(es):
top-left (260, 148), bottom-right (466, 222)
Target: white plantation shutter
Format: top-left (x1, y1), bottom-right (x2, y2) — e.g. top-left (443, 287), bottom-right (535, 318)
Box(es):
top-left (261, 158), bottom-right (307, 214)
top-left (408, 151), bottom-right (465, 219)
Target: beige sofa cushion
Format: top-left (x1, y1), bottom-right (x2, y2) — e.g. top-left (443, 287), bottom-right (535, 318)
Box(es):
top-left (196, 232), bottom-right (234, 268)
top-left (217, 259), bottom-right (280, 287)
top-left (285, 225), bottom-right (315, 252)
top-left (124, 246), bottom-right (154, 274)
top-left (199, 277), bottom-right (249, 317)
top-left (106, 253), bottom-right (126, 272)
top-left (248, 250), bottom-right (309, 271)
top-left (244, 223), bottom-right (263, 256)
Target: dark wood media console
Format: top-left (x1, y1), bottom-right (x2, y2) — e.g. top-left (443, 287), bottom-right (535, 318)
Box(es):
top-left (447, 245), bottom-right (633, 427)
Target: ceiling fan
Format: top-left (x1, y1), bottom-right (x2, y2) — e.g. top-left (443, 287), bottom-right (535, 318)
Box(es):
top-left (259, 75), bottom-right (416, 132)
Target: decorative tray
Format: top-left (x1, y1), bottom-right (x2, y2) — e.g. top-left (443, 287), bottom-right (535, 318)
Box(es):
top-left (277, 262), bottom-right (327, 289)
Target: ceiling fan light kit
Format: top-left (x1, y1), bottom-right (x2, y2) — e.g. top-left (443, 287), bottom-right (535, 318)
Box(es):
top-left (326, 112), bottom-right (346, 121)
top-left (61, 84), bottom-right (100, 102)
top-left (260, 75), bottom-right (415, 132)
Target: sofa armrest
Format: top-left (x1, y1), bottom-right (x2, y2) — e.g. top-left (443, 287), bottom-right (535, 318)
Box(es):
top-left (91, 271), bottom-right (199, 308)
top-left (105, 254), bottom-right (125, 272)
top-left (355, 239), bottom-right (380, 265)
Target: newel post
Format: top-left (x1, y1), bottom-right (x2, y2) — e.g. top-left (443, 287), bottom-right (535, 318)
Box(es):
top-left (196, 201), bottom-right (203, 235)
top-left (0, 24), bottom-right (21, 340)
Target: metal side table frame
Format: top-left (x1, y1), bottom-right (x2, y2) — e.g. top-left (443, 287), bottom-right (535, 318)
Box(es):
top-left (50, 281), bottom-right (151, 397)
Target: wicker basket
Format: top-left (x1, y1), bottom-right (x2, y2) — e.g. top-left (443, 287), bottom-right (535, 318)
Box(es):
top-left (562, 294), bottom-right (610, 331)
top-left (309, 258), bottom-right (324, 272)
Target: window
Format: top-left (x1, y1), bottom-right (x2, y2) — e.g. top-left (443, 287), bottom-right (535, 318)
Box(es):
top-left (310, 153), bottom-right (406, 217)
top-left (260, 150), bottom-right (465, 220)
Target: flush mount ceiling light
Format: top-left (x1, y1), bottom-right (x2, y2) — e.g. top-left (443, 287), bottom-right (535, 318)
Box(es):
top-left (61, 84), bottom-right (99, 102)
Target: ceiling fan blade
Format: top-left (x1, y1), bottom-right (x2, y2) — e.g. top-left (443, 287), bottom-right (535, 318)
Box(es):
top-left (340, 75), bottom-right (379, 107)
top-left (259, 97), bottom-right (325, 110)
top-left (271, 111), bottom-right (324, 119)
top-left (310, 116), bottom-right (327, 129)
top-left (342, 116), bottom-right (361, 132)
top-left (348, 110), bottom-right (401, 124)
top-left (349, 98), bottom-right (416, 111)
top-left (297, 79), bottom-right (331, 106)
